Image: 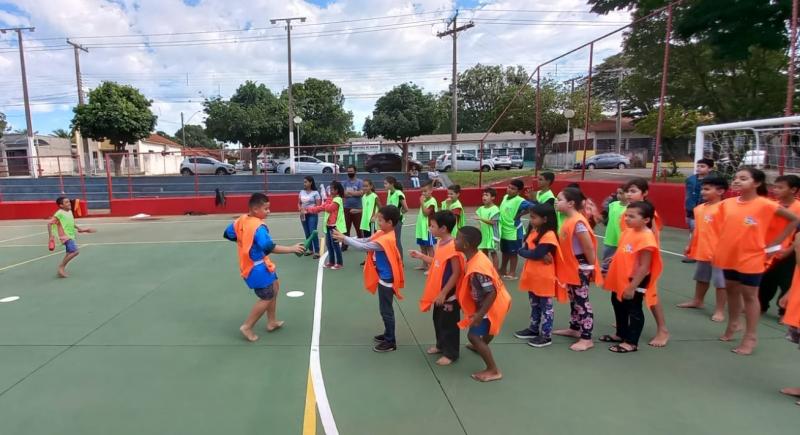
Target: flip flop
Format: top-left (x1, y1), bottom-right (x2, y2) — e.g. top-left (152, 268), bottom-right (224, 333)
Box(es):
top-left (608, 344), bottom-right (637, 353)
top-left (599, 335), bottom-right (623, 343)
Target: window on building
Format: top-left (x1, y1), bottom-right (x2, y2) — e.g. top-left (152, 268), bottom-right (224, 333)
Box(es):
top-left (463, 149), bottom-right (476, 156)
top-left (496, 148), bottom-right (508, 156)
top-left (416, 151), bottom-right (431, 162)
top-left (431, 150), bottom-right (445, 161)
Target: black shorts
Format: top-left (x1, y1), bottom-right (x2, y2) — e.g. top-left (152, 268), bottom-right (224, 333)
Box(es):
top-left (723, 269), bottom-right (763, 287)
top-left (253, 282), bottom-right (278, 301)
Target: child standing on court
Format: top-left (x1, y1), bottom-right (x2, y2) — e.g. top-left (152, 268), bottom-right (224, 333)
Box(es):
top-left (306, 181), bottom-right (346, 270)
top-left (602, 201), bottom-right (663, 353)
top-left (455, 226), bottom-right (512, 382)
top-left (224, 193), bottom-right (305, 342)
top-left (714, 168), bottom-right (800, 355)
top-left (475, 187), bottom-right (500, 269)
top-left (601, 186), bottom-right (627, 275)
top-left (553, 187), bottom-right (602, 352)
top-left (415, 180), bottom-right (438, 270)
top-left (334, 206), bottom-right (405, 352)
top-left (360, 179), bottom-right (380, 237)
top-left (677, 177), bottom-right (729, 322)
top-left (384, 176), bottom-right (408, 257)
top-left (498, 179), bottom-right (531, 280)
top-left (515, 203), bottom-right (566, 348)
top-left (411, 210), bottom-right (465, 365)
top-left (759, 174), bottom-right (800, 321)
top-left (778, 236), bottom-right (800, 405)
top-left (47, 196), bottom-right (95, 278)
top-left (441, 184), bottom-right (466, 237)
top-left (683, 158), bottom-right (715, 263)
top-left (534, 171), bottom-right (562, 228)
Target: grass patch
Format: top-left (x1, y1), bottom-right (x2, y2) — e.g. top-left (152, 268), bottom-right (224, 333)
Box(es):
top-left (445, 169), bottom-right (533, 187)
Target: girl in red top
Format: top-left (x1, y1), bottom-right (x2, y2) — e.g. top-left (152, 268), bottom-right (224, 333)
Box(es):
top-left (713, 168), bottom-right (800, 355)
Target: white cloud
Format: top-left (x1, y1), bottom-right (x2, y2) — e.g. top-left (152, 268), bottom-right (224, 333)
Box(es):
top-left (0, 0), bottom-right (630, 136)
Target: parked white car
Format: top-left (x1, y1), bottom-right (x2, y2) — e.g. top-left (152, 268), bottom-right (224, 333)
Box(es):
top-left (741, 149), bottom-right (766, 167)
top-left (435, 153), bottom-right (494, 172)
top-left (491, 155), bottom-right (512, 170)
top-left (276, 156), bottom-right (338, 174)
top-left (180, 157), bottom-right (235, 175)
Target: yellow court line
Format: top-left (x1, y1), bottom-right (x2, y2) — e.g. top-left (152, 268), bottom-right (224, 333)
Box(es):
top-left (302, 370), bottom-right (317, 435)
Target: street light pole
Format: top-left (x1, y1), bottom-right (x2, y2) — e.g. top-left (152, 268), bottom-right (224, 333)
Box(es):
top-left (271, 16), bottom-right (306, 174)
top-left (564, 109), bottom-right (575, 170)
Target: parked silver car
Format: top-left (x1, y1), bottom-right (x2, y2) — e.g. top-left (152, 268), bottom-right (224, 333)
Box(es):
top-left (491, 155), bottom-right (512, 170)
top-left (435, 153), bottom-right (494, 172)
top-left (180, 157), bottom-right (235, 175)
top-left (510, 154), bottom-right (524, 169)
top-left (276, 155), bottom-right (338, 174)
top-left (573, 153), bottom-right (630, 170)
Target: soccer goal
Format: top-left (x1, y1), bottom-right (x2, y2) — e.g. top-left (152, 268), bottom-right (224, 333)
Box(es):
top-left (694, 116), bottom-right (800, 178)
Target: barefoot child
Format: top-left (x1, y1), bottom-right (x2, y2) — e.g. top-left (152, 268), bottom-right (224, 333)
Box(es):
top-left (553, 187), bottom-right (602, 352)
top-left (384, 176), bottom-right (408, 257)
top-left (515, 203), bottom-right (566, 348)
top-left (47, 197), bottom-right (95, 278)
top-left (498, 179), bottom-right (532, 280)
top-left (411, 211), bottom-right (465, 365)
top-left (475, 187), bottom-right (500, 269)
top-left (307, 181), bottom-right (346, 270)
top-left (677, 177), bottom-right (728, 321)
top-left (603, 201), bottom-right (663, 353)
top-left (415, 180), bottom-right (438, 270)
top-left (455, 226), bottom-right (512, 382)
top-left (601, 186), bottom-right (626, 275)
top-left (224, 193), bottom-right (305, 342)
top-left (334, 206), bottom-right (405, 352)
top-left (714, 168), bottom-right (800, 355)
top-left (778, 236), bottom-right (800, 405)
top-left (441, 184), bottom-right (466, 237)
top-left (760, 175), bottom-right (800, 321)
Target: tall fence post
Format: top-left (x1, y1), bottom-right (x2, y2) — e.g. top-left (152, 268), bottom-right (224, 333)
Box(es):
top-left (535, 67), bottom-right (541, 178)
top-left (580, 42), bottom-right (595, 181)
top-left (262, 147), bottom-right (269, 192)
top-left (126, 153), bottom-right (133, 199)
top-left (105, 153), bottom-right (113, 207)
top-left (478, 140), bottom-right (485, 188)
top-left (652, 4), bottom-right (674, 181)
top-left (56, 156), bottom-right (65, 194)
top-left (76, 156), bottom-right (87, 205)
top-left (782, 0), bottom-right (799, 176)
top-left (193, 153), bottom-right (200, 197)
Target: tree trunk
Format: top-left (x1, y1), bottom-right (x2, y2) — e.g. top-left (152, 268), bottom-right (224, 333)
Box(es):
top-left (111, 154), bottom-right (123, 176)
top-left (401, 141), bottom-right (409, 173)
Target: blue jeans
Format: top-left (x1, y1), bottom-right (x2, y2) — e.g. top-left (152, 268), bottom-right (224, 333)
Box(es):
top-left (378, 283), bottom-right (396, 343)
top-left (529, 293), bottom-right (554, 338)
top-left (325, 226), bottom-right (343, 265)
top-left (301, 214), bottom-right (320, 254)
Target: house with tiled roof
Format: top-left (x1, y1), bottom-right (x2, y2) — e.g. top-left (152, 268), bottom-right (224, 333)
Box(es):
top-left (88, 133), bottom-right (184, 175)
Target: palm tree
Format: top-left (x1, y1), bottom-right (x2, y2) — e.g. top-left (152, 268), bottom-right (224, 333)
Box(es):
top-left (52, 128), bottom-right (72, 138)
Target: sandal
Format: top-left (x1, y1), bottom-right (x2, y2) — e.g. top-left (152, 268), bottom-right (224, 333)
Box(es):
top-left (608, 344), bottom-right (638, 353)
top-left (599, 335), bottom-right (623, 343)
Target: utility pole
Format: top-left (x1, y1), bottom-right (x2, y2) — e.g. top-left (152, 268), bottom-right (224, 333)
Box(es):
top-left (67, 39), bottom-right (91, 171)
top-left (567, 78), bottom-right (576, 160)
top-left (1, 27), bottom-right (36, 177)
top-left (438, 11), bottom-right (473, 172)
top-left (181, 112), bottom-right (186, 147)
top-left (271, 16), bottom-right (306, 174)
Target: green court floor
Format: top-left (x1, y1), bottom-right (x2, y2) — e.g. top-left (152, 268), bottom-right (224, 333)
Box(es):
top-left (0, 212), bottom-right (797, 435)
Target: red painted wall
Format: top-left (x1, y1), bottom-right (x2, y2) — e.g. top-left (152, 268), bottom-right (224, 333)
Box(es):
top-left (0, 200), bottom-right (88, 220)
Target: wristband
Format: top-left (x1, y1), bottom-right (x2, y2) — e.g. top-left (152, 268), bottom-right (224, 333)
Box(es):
top-left (765, 245), bottom-right (781, 254)
top-left (579, 264), bottom-right (595, 271)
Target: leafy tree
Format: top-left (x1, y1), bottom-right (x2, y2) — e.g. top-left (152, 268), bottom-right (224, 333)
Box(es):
top-left (0, 112), bottom-right (6, 139)
top-left (634, 105), bottom-right (713, 174)
top-left (281, 78), bottom-right (353, 148)
top-left (51, 128), bottom-right (72, 139)
top-left (204, 81), bottom-right (284, 174)
top-left (363, 83), bottom-right (440, 171)
top-left (174, 124), bottom-right (218, 149)
top-left (71, 81), bottom-right (157, 175)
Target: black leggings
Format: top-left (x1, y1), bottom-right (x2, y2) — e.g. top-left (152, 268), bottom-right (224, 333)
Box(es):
top-left (759, 253), bottom-right (796, 315)
top-left (611, 292), bottom-right (645, 347)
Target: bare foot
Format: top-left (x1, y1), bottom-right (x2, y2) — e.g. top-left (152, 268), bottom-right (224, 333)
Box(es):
top-left (239, 325), bottom-right (259, 342)
top-left (57, 267), bottom-right (68, 278)
top-left (427, 346), bottom-right (441, 355)
top-left (471, 370), bottom-right (503, 382)
top-left (553, 328), bottom-right (581, 338)
top-left (435, 356), bottom-right (453, 366)
top-left (266, 320), bottom-right (285, 332)
top-left (780, 387), bottom-right (800, 397)
top-left (732, 337), bottom-right (757, 355)
top-left (648, 330), bottom-right (670, 347)
top-left (677, 300), bottom-right (704, 309)
top-left (719, 323), bottom-right (742, 341)
top-left (569, 339), bottom-right (594, 352)
top-left (711, 311), bottom-right (725, 322)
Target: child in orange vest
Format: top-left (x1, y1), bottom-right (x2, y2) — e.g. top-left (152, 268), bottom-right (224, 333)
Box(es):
top-left (553, 187), bottom-right (602, 352)
top-left (455, 226), bottom-right (512, 382)
top-left (224, 193), bottom-right (305, 342)
top-left (778, 235), bottom-right (800, 405)
top-left (677, 177), bottom-right (729, 322)
top-left (713, 167), bottom-right (800, 355)
top-left (334, 205), bottom-right (405, 353)
top-left (515, 202), bottom-right (566, 348)
top-left (410, 210), bottom-right (465, 365)
top-left (603, 201), bottom-right (663, 353)
top-left (307, 181), bottom-right (346, 269)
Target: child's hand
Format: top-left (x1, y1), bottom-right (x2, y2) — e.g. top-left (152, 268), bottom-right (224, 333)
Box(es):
top-left (434, 292), bottom-right (447, 306)
top-left (291, 243), bottom-right (306, 255)
top-left (83, 228), bottom-right (96, 233)
top-left (332, 230), bottom-right (345, 242)
top-left (622, 286), bottom-right (635, 300)
top-left (409, 250), bottom-right (423, 259)
top-left (470, 314), bottom-right (483, 327)
top-left (779, 294), bottom-right (789, 308)
top-left (777, 247), bottom-right (793, 260)
top-left (542, 253), bottom-right (553, 265)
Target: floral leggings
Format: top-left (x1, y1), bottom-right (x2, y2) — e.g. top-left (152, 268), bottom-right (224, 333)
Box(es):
top-left (529, 293), bottom-right (554, 338)
top-left (567, 267), bottom-right (594, 340)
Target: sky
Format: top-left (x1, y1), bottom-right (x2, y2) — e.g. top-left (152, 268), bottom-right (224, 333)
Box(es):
top-left (0, 0), bottom-right (630, 142)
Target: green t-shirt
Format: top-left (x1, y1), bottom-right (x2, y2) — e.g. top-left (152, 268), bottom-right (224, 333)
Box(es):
top-left (441, 199), bottom-right (466, 237)
top-left (387, 190), bottom-right (405, 222)
top-left (360, 192), bottom-right (379, 231)
top-left (499, 194), bottom-right (524, 241)
top-left (604, 200), bottom-right (625, 247)
top-left (536, 189), bottom-right (564, 229)
top-left (52, 209), bottom-right (76, 239)
top-left (416, 196), bottom-right (438, 240)
top-left (476, 205), bottom-right (500, 250)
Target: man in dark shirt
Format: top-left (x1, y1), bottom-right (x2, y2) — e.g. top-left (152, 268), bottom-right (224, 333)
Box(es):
top-left (342, 164), bottom-right (364, 250)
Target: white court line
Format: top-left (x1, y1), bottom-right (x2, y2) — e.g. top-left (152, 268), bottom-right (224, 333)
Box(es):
top-left (0, 232), bottom-right (46, 243)
top-left (309, 251), bottom-right (339, 435)
top-left (0, 237), bottom-right (304, 248)
top-left (0, 250), bottom-right (68, 272)
top-left (0, 216), bottom-right (305, 229)
top-left (596, 234), bottom-right (683, 257)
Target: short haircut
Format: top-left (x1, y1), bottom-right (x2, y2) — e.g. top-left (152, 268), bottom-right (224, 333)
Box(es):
top-left (539, 172), bottom-right (555, 183)
top-left (431, 210), bottom-right (457, 232)
top-left (566, 182), bottom-right (581, 189)
top-left (421, 180), bottom-right (434, 188)
top-left (509, 179), bottom-right (524, 190)
top-left (627, 200), bottom-right (656, 228)
top-left (458, 226), bottom-right (482, 249)
top-left (697, 158), bottom-right (715, 168)
top-left (483, 187), bottom-right (497, 198)
top-left (775, 174), bottom-right (800, 190)
top-left (55, 196), bottom-right (68, 206)
top-left (701, 176), bottom-right (729, 191)
top-left (623, 177), bottom-right (649, 193)
top-left (248, 193), bottom-right (269, 208)
top-left (448, 184), bottom-right (461, 194)
top-left (347, 164), bottom-right (357, 171)
top-left (378, 205), bottom-right (401, 227)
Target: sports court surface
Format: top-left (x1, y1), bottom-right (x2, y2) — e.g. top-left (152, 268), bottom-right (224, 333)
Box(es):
top-left (0, 211), bottom-right (797, 435)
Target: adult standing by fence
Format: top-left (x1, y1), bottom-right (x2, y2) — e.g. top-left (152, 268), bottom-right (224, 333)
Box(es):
top-left (299, 176), bottom-right (321, 259)
top-left (342, 164), bottom-right (364, 250)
